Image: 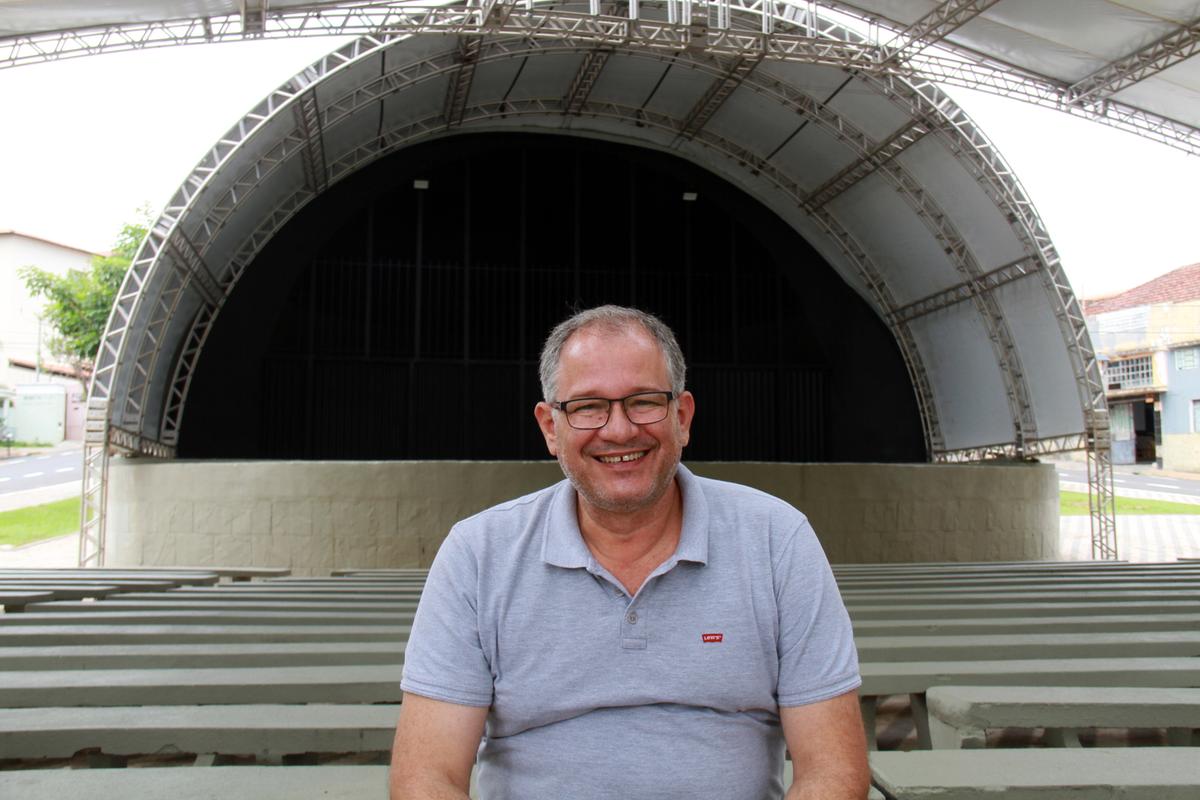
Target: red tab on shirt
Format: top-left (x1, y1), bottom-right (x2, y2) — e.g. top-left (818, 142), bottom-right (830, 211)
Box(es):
top-left (701, 633), bottom-right (724, 643)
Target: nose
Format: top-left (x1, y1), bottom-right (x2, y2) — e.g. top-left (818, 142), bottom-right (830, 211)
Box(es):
top-left (599, 399), bottom-right (639, 439)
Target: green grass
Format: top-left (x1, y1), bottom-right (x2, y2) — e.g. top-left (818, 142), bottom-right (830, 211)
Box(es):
top-left (0, 498), bottom-right (80, 547)
top-left (1060, 490), bottom-right (1200, 516)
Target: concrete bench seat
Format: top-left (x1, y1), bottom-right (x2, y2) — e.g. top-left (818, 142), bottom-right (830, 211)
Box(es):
top-left (0, 641), bottom-right (406, 670)
top-left (3, 609), bottom-right (413, 626)
top-left (31, 599), bottom-right (417, 613)
top-left (165, 586), bottom-right (425, 596)
top-left (0, 703), bottom-right (400, 759)
top-left (0, 664), bottom-right (404, 707)
top-left (0, 623), bottom-right (410, 646)
top-left (0, 578), bottom-right (180, 592)
top-left (331, 569), bottom-right (429, 576)
top-left (0, 584), bottom-right (121, 601)
top-left (855, 630), bottom-right (1200, 661)
top-left (114, 587), bottom-right (421, 596)
top-left (851, 611), bottom-right (1200, 636)
top-left (843, 588), bottom-right (1200, 604)
top-left (0, 590), bottom-right (55, 612)
top-left (840, 574), bottom-right (1200, 590)
top-left (926, 686), bottom-right (1200, 748)
top-left (869, 748), bottom-right (1199, 799)
top-left (122, 566), bottom-right (292, 581)
top-left (858, 657), bottom-right (1200, 749)
top-left (0, 570), bottom-right (219, 586)
top-left (849, 600), bottom-right (1200, 619)
top-left (0, 765), bottom-right (389, 800)
top-left (859, 656), bottom-right (1200, 697)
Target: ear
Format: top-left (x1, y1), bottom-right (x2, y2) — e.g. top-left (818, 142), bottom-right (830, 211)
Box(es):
top-left (675, 390), bottom-right (695, 447)
top-left (534, 401), bottom-right (559, 456)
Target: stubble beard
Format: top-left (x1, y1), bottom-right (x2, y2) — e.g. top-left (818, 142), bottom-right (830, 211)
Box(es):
top-left (556, 448), bottom-right (680, 515)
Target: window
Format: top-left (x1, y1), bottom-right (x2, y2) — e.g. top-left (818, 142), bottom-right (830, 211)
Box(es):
top-left (1105, 355), bottom-right (1153, 389)
top-left (1177, 347), bottom-right (1199, 370)
top-left (1192, 400), bottom-right (1200, 433)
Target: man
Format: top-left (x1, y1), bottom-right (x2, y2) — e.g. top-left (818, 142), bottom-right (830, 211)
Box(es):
top-left (390, 305), bottom-right (867, 799)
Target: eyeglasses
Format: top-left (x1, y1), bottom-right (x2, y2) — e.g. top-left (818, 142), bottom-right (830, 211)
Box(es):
top-left (552, 391), bottom-right (675, 430)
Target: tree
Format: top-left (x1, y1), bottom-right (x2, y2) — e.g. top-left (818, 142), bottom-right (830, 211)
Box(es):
top-left (19, 218), bottom-right (149, 394)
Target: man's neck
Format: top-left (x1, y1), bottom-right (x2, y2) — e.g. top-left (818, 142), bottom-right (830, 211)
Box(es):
top-left (576, 480), bottom-right (683, 594)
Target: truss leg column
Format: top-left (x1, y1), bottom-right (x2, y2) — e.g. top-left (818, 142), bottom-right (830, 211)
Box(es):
top-left (1085, 409), bottom-right (1118, 560)
top-left (79, 400), bottom-right (110, 567)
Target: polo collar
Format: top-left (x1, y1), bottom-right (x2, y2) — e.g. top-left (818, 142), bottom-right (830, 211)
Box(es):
top-left (540, 463), bottom-right (710, 568)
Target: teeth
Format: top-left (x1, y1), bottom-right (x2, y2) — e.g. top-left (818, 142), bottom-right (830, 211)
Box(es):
top-left (598, 451), bottom-right (646, 463)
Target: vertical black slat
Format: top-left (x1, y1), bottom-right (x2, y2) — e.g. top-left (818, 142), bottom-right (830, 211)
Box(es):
top-left (304, 264), bottom-right (316, 458)
top-left (365, 213), bottom-right (374, 357)
top-left (409, 188), bottom-right (425, 457)
top-left (519, 147), bottom-right (529, 457)
top-left (729, 221), bottom-right (738, 365)
top-left (572, 150), bottom-right (581, 307)
top-left (775, 266), bottom-right (783, 461)
top-left (683, 197), bottom-right (693, 354)
top-left (463, 163), bottom-right (472, 456)
top-left (464, 163), bottom-right (472, 363)
top-left (628, 161), bottom-right (637, 305)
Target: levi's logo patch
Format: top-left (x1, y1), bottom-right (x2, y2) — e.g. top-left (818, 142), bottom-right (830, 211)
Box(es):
top-left (701, 633), bottom-right (724, 643)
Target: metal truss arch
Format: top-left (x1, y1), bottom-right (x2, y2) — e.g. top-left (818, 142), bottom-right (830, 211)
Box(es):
top-left (74, 3), bottom-right (1124, 562)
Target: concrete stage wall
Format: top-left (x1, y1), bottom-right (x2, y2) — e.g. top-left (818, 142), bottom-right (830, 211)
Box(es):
top-left (105, 460), bottom-right (1059, 573)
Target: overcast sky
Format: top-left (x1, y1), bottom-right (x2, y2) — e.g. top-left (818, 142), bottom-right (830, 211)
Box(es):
top-left (1, 37), bottom-right (1197, 300)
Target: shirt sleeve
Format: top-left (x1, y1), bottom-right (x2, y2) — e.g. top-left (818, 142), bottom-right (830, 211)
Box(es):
top-left (400, 527), bottom-right (494, 707)
top-left (773, 517), bottom-right (861, 707)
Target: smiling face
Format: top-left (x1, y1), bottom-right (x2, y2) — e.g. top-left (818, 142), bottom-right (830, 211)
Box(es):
top-left (535, 324), bottom-right (694, 517)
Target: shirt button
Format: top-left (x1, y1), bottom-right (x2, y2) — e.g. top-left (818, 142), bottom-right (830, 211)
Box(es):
top-left (626, 611), bottom-right (638, 624)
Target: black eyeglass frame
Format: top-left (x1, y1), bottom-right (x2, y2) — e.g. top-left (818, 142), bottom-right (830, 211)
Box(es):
top-left (551, 390), bottom-right (676, 430)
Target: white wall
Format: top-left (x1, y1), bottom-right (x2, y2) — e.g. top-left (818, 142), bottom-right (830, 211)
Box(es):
top-left (0, 233), bottom-right (96, 381)
top-left (105, 460), bottom-right (1059, 573)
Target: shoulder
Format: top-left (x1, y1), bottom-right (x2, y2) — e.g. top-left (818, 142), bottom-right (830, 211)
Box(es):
top-left (442, 478), bottom-right (567, 553)
top-left (688, 470), bottom-right (810, 530)
top-left (683, 468), bottom-right (819, 566)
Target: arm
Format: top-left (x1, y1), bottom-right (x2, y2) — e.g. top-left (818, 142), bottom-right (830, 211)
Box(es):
top-left (781, 689), bottom-right (870, 800)
top-left (389, 692), bottom-right (489, 800)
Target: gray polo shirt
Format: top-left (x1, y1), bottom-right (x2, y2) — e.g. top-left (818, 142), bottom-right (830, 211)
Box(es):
top-left (400, 464), bottom-right (860, 800)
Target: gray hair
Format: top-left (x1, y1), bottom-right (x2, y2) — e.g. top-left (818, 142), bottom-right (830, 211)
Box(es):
top-left (539, 305), bottom-right (687, 402)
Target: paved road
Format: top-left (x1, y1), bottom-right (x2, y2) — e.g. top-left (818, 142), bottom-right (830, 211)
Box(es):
top-left (0, 447), bottom-right (83, 496)
top-left (1052, 461), bottom-right (1200, 500)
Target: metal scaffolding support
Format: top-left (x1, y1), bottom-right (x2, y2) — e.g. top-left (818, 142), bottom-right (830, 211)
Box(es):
top-left (877, 0), bottom-right (1002, 65)
top-left (78, 399), bottom-right (109, 567)
top-left (293, 88), bottom-right (330, 193)
top-left (1086, 408), bottom-right (1119, 560)
top-left (3, 2), bottom-right (1196, 154)
top-left (675, 53), bottom-right (763, 140)
top-left (564, 47), bottom-right (613, 114)
top-left (801, 117), bottom-right (934, 210)
top-left (1065, 17), bottom-right (1200, 108)
top-left (443, 35), bottom-right (484, 128)
top-left (887, 256), bottom-right (1041, 325)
